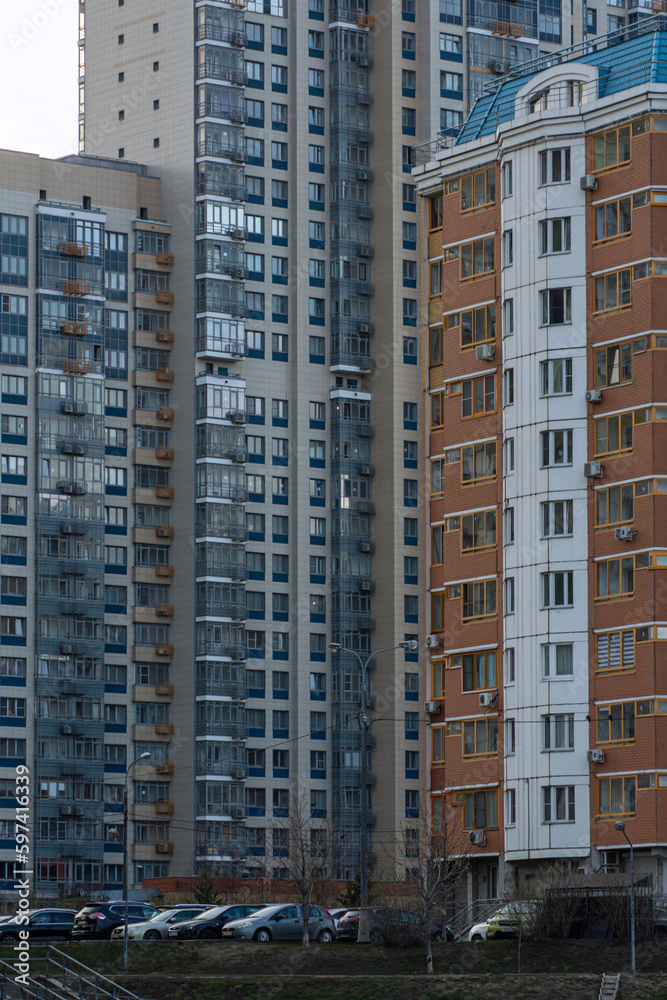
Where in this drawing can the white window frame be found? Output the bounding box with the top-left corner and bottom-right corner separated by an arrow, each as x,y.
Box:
541,499 -> 574,537
542,642 -> 574,679
540,358 -> 572,396
541,571 -> 574,609
542,712 -> 575,750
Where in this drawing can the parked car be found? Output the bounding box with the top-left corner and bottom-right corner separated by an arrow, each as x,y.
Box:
168,903 -> 262,940
110,906 -> 211,941
72,902 -> 160,940
0,909 -> 77,942
328,908 -> 348,929
222,904 -> 336,943
486,902 -> 539,940
336,907 -> 452,945
468,921 -> 488,941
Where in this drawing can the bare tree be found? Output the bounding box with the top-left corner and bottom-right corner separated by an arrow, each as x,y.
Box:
385,801 -> 472,974
266,789 -> 340,948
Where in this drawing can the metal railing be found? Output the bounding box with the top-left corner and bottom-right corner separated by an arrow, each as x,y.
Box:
31,946 -> 146,1000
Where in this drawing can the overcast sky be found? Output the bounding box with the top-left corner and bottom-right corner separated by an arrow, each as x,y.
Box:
0,0 -> 79,159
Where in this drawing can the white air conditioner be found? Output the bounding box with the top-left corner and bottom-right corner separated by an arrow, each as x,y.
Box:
469,829 -> 487,846
357,169 -> 370,181
479,691 -> 496,707
61,524 -> 74,535
75,807 -> 84,816
614,526 -> 634,541
358,322 -> 371,333
231,807 -> 245,819
73,444 -> 85,455
586,389 -> 603,403
61,725 -> 73,735
476,344 -> 495,361
359,464 -> 373,476
587,749 -> 605,763
424,701 -> 440,714
360,580 -> 374,591
580,174 -> 598,191
231,411 -> 246,424
488,60 -> 505,73
584,461 -> 604,478
60,806 -> 73,816
61,402 -> 75,414
425,634 -> 443,649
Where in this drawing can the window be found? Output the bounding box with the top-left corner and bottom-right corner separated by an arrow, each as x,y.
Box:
594,269 -> 631,315
455,305 -> 496,350
463,789 -> 497,829
595,340 -> 639,388
541,287 -> 571,325
598,776 -> 635,817
460,238 -> 494,281
504,506 -> 514,544
504,368 -> 514,405
1,496 -> 26,518
441,108 -> 463,131
593,125 -> 631,173
539,217 -> 571,254
1,577 -> 25,598
461,375 -> 495,417
1,456 -> 26,478
596,630 -> 634,674
403,222 -> 417,246
402,68 -> 416,92
460,168 -> 495,212
502,230 -> 513,267
501,161 -> 513,199
309,144 -> 324,167
246,60 -> 264,84
540,358 -> 572,396
596,555 -> 639,602
402,31 -> 416,54
504,577 -> 515,615
541,571 -> 574,608
542,643 -> 574,678
543,713 -> 574,750
541,429 -> 573,467
461,510 -> 496,552
461,441 -> 496,485
597,702 -> 635,744
543,785 -> 575,822
542,500 -> 573,537
462,651 -> 497,692
505,719 -> 515,755
595,484 -> 633,529
595,197 -> 631,243
440,32 -> 462,55
594,413 -> 634,458
503,298 -> 514,336
462,579 -> 496,621
539,148 -> 571,185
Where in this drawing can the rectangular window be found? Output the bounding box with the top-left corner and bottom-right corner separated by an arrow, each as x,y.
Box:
461,375 -> 495,417
461,510 -> 496,552
596,630 -> 634,674
462,650 -> 497,691
597,702 -> 635,744
594,413 -> 634,458
463,788 -> 497,829
541,500 -> 573,537
595,556 -> 636,602
539,217 -> 571,254
462,579 -> 496,621
593,125 -> 631,173
539,148 -> 571,185
458,304 -> 496,350
460,237 -> 494,281
543,785 -> 575,822
504,577 -> 515,615
541,429 -> 573,467
595,198 -> 631,243
463,718 -> 498,758
460,168 -> 495,212
542,643 -> 574,678
598,775 -> 635,817
543,713 -> 574,750
541,288 -> 572,325
502,161 -> 513,199
461,441 -> 496,485
596,484 -> 633,528
594,269 -> 632,315
502,230 -> 513,267
540,358 -> 572,396
595,340 -> 636,388
541,571 -> 574,608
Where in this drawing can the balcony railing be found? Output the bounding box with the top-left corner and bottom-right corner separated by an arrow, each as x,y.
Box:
196,601 -> 247,620
196,24 -> 247,45
196,641 -> 246,659
196,719 -> 247,739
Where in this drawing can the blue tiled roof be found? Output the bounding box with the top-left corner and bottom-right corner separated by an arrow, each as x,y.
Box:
456,23 -> 667,144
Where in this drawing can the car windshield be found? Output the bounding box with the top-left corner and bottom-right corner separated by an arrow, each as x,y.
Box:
192,906 -> 225,920
149,910 -> 176,922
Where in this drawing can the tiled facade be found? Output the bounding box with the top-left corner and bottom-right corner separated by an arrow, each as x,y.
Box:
417,21 -> 667,901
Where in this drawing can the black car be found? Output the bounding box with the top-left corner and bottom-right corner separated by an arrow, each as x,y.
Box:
72,902 -> 160,939
168,903 -> 262,940
336,907 -> 453,944
0,909 -> 77,942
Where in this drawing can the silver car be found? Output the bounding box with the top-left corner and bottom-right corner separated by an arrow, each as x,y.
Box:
222,903 -> 335,943
110,906 -> 209,941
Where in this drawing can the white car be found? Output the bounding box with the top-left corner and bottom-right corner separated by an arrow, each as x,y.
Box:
110,906 -> 209,941
468,921 -> 488,941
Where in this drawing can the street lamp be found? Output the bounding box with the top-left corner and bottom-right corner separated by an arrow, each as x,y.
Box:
328,639 -> 419,942
122,752 -> 150,971
615,820 -> 635,974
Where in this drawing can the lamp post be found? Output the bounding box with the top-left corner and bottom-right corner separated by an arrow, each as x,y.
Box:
122,752 -> 150,971
328,640 -> 419,942
615,820 -> 635,974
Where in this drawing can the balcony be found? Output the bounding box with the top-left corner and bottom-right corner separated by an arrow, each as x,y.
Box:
196,66 -> 247,86
155,564 -> 174,577
196,103 -> 248,125
197,759 -> 247,778
196,640 -> 246,660
197,141 -> 248,162
62,359 -> 90,374
155,761 -> 174,774
155,642 -> 173,656
196,24 -> 247,45
155,406 -> 174,421
196,677 -> 246,699
196,719 -> 247,739
155,485 -> 173,499
155,251 -> 174,266
156,603 -> 174,617
155,682 -> 173,697
155,446 -> 173,460
155,800 -> 174,815
195,482 -> 248,502
155,721 -> 173,735
196,601 -> 247,620
156,367 -> 174,382
155,290 -> 174,305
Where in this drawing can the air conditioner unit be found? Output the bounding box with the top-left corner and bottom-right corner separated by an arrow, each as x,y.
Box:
360,580 -> 374,591
232,266 -> 246,279
584,461 -> 604,478
358,540 -> 373,553
155,840 -> 172,854
488,60 -> 505,73
61,524 -> 74,535
60,806 -> 73,816
231,411 -> 246,424
586,389 -> 603,403
357,169 -> 370,181
60,644 -> 73,656
60,442 -> 74,454
61,725 -> 73,735
469,829 -> 487,846
61,402 -> 75,414
425,634 -> 443,649
424,701 -> 440,714
479,691 -> 497,708
231,807 -> 245,819
614,526 -> 634,541
476,344 -> 495,361
73,444 -> 85,455
359,464 -> 373,476
74,403 -> 87,415
358,322 -> 371,333
587,749 -> 605,763
75,807 -> 84,816
231,228 -> 245,240
580,174 -> 598,191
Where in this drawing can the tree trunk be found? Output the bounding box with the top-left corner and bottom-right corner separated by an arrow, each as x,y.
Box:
302,899 -> 311,949
426,934 -> 433,975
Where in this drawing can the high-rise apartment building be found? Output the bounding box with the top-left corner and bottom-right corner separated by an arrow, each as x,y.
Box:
416,17 -> 667,904
0,149 -> 173,894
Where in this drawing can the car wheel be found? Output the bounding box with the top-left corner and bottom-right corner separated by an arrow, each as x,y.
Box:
143,930 -> 161,941
199,928 -> 217,940
0,933 -> 18,943
317,929 -> 333,943
471,934 -> 484,942
370,930 -> 383,945
254,928 -> 272,943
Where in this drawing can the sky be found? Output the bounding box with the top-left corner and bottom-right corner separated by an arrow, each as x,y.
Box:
0,0 -> 79,159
